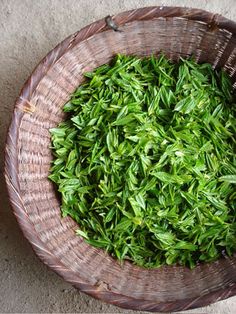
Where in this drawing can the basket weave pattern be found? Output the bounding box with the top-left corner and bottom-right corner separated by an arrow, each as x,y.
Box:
5,7 -> 236,312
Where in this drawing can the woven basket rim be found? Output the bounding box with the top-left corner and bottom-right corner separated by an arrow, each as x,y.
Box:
4,6 -> 236,312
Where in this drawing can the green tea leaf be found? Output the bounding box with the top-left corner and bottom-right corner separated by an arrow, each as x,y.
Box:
219,175 -> 236,184
49,54 -> 236,269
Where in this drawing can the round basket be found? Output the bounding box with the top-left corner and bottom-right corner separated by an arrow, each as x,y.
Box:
5,6 -> 236,312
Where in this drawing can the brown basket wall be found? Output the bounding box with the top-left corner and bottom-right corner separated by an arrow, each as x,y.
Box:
4,6 -> 236,312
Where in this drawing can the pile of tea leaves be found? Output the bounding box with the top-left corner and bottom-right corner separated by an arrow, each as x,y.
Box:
49,54 -> 236,268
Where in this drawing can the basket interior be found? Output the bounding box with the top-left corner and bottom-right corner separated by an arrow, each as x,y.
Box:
13,15 -> 236,310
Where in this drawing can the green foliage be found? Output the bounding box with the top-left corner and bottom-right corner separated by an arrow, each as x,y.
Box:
49,54 -> 236,268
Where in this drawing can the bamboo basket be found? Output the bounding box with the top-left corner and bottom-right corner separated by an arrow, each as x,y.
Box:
5,7 -> 236,312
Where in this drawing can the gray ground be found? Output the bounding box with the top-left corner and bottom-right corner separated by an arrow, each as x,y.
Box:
0,0 -> 236,313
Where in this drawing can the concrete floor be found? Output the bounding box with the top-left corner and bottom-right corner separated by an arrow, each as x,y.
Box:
1,0 -> 236,313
